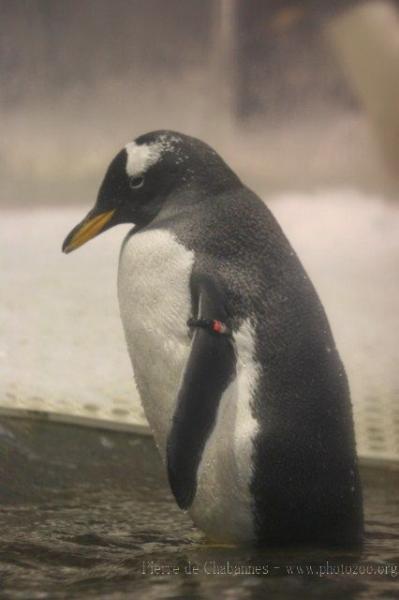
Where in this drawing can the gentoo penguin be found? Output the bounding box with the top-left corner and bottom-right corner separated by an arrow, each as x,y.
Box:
62,130 -> 363,545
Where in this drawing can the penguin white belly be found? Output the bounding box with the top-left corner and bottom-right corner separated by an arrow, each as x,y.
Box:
189,320 -> 260,543
118,228 -> 194,454
118,230 -> 259,542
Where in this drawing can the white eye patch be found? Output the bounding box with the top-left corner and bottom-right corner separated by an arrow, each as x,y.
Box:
125,141 -> 163,177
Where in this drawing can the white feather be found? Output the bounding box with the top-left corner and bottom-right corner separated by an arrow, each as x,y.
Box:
118,228 -> 194,454
189,319 -> 260,542
125,142 -> 162,177
125,134 -> 182,177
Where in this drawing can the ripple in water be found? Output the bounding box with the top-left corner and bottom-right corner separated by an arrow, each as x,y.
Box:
0,419 -> 397,599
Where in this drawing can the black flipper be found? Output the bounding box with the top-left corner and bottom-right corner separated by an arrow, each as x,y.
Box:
166,274 -> 236,509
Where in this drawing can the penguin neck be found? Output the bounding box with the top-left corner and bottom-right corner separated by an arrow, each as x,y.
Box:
147,175 -> 242,227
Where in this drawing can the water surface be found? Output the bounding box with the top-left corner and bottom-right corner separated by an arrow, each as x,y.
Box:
0,418 -> 398,599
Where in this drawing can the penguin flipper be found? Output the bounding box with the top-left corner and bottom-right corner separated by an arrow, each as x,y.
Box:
166,274 -> 236,510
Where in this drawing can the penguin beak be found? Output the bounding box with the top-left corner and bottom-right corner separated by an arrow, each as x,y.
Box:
62,208 -> 115,253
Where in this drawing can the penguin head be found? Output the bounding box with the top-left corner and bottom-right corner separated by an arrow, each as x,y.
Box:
62,130 -> 239,253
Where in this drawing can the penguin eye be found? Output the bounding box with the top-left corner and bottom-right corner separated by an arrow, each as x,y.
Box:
129,176 -> 144,189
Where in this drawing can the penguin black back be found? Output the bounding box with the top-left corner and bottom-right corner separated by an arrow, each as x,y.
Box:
157,181 -> 363,545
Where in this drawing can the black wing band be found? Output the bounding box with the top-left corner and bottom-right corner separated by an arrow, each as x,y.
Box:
187,317 -> 231,336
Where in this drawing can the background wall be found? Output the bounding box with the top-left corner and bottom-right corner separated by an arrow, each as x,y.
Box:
2,0 -> 399,206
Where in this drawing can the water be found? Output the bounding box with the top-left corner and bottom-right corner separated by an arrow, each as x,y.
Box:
0,418 -> 398,599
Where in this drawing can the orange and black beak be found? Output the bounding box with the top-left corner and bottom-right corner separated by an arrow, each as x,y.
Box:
62,208 -> 116,254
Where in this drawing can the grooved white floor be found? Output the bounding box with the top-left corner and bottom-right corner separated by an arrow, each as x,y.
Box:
1,190 -> 398,461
